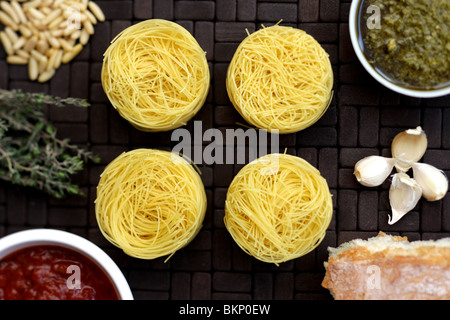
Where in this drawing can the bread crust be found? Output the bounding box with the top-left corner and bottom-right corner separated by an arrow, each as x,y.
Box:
322,232 -> 450,300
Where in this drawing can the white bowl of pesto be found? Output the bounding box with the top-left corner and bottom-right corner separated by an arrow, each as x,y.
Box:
349,0 -> 450,98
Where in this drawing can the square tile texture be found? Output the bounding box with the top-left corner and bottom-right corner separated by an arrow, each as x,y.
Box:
1,0 -> 450,300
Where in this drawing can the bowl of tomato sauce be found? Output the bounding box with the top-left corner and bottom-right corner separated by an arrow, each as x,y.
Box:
0,229 -> 133,300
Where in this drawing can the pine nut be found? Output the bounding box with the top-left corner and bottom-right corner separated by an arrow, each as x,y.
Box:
0,0 -> 105,82
41,8 -> 61,25
28,7 -> 45,20
6,55 -> 28,64
12,36 -> 25,50
62,42 -> 82,63
28,56 -> 39,80
0,11 -> 18,30
38,68 -> 55,83
1,1 -> 20,24
88,1 -> 104,22
0,31 -> 13,55
11,1 -> 27,24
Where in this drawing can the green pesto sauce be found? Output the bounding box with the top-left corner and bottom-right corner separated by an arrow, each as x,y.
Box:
363,0 -> 450,89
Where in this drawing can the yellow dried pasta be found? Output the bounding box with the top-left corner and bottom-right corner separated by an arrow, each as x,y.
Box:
224,153 -> 333,264
101,19 -> 210,132
226,24 -> 333,134
95,149 -> 207,260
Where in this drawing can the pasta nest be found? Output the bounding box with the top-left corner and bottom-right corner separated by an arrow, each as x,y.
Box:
95,149 -> 207,260
224,153 -> 333,264
226,25 -> 333,134
101,19 -> 210,132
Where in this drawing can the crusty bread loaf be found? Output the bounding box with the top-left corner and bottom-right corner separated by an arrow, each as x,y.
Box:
322,232 -> 450,300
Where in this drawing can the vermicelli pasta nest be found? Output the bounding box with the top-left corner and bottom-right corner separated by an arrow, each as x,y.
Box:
95,149 -> 207,260
224,153 -> 333,264
101,19 -> 210,132
226,25 -> 333,134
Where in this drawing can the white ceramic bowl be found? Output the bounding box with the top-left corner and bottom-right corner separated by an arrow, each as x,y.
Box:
0,228 -> 133,300
349,0 -> 450,98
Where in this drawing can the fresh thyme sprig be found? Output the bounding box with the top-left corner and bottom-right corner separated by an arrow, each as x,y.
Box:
0,89 -> 100,199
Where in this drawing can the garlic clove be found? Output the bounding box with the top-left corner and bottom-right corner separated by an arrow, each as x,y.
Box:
354,156 -> 396,187
412,162 -> 448,201
391,126 -> 427,172
388,173 -> 422,225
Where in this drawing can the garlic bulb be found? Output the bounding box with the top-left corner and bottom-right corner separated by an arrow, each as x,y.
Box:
354,156 -> 396,187
412,162 -> 448,201
388,173 -> 422,225
354,126 -> 447,226
391,127 -> 427,172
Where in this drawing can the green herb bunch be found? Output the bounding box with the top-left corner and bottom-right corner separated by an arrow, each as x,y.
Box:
0,89 -> 100,199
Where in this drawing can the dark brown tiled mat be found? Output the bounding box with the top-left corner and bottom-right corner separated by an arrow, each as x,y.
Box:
1,0 -> 450,300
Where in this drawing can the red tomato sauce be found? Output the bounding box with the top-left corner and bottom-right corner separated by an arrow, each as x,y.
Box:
0,245 -> 119,300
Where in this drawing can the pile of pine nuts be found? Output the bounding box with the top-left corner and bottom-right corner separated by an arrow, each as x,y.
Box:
0,0 -> 105,82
